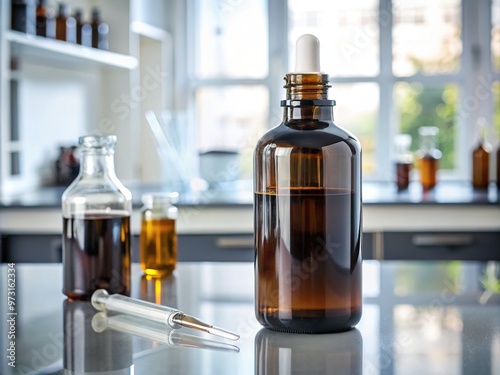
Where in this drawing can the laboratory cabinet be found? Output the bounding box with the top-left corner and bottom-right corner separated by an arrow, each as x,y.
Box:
0,232 -> 375,263
382,231 -> 500,261
3,230 -> 500,263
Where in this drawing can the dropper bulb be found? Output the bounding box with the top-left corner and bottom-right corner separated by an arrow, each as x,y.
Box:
294,34 -> 321,73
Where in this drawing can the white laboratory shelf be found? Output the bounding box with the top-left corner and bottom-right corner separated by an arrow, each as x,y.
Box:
7,30 -> 138,70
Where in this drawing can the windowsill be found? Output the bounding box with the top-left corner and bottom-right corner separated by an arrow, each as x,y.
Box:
0,180 -> 498,209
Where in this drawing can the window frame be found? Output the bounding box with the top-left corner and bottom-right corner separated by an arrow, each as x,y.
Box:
177,0 -> 497,182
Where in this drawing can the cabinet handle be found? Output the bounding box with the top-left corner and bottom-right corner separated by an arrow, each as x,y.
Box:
412,234 -> 474,247
215,236 -> 254,249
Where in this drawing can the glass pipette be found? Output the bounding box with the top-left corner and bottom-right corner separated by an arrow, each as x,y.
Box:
92,312 -> 239,352
91,289 -> 239,341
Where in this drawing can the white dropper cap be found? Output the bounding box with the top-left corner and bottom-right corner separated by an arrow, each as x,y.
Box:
294,34 -> 321,73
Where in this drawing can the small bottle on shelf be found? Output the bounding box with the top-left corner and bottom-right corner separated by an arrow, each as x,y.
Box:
55,3 -> 76,42
472,121 -> 490,189
417,126 -> 442,190
11,0 -> 36,34
66,11 -> 77,43
91,7 -> 109,50
74,9 -> 83,44
35,0 -> 47,36
55,3 -> 68,41
45,4 -> 56,39
394,134 -> 413,190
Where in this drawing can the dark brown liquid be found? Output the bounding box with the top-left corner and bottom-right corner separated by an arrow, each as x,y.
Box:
63,214 -> 131,299
396,162 -> 411,190
255,188 -> 362,333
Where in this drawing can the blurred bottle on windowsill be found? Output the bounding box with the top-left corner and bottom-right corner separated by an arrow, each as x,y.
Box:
472,119 -> 490,190
394,134 -> 413,191
417,126 -> 441,190
497,146 -> 500,190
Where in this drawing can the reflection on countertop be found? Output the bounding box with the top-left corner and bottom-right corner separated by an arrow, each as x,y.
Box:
0,180 -> 499,208
0,261 -> 499,375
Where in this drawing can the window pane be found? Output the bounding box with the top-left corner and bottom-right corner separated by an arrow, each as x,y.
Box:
288,0 -> 379,77
196,86 -> 269,179
394,82 -> 458,170
393,0 -> 461,76
195,0 -> 268,79
494,0 -> 500,71
494,82 -> 500,136
333,83 -> 378,174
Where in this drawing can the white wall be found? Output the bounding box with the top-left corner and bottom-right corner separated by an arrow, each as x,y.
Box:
19,63 -> 99,186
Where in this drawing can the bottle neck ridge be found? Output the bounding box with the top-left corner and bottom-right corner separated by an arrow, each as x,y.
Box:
282,73 -> 335,121
80,151 -> 116,178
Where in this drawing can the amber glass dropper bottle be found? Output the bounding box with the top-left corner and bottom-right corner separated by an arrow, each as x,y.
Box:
254,34 -> 362,333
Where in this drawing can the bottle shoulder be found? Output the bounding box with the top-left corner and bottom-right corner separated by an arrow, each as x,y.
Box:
473,141 -> 491,154
62,177 -> 131,201
256,121 -> 361,153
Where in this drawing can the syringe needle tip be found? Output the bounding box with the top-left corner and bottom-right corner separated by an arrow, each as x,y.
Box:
174,314 -> 239,341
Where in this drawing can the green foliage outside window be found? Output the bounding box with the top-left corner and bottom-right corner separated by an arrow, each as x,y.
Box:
397,84 -> 457,170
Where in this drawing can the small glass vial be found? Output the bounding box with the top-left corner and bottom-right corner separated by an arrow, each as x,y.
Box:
394,134 -> 413,190
62,135 -> 132,300
417,126 -> 442,190
140,192 -> 178,277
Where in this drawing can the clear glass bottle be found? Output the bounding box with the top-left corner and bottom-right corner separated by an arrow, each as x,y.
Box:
62,135 -> 132,299
254,35 -> 362,333
417,126 -> 442,190
394,134 -> 413,190
140,192 -> 178,277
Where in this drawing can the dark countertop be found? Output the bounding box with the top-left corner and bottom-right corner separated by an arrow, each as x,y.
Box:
0,181 -> 499,209
1,261 -> 499,374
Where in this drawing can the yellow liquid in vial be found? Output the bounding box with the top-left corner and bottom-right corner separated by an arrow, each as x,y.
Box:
140,217 -> 177,276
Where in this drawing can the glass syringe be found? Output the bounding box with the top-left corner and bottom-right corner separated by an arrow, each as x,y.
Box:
91,289 -> 239,341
